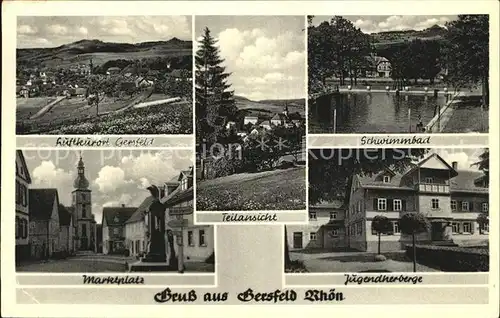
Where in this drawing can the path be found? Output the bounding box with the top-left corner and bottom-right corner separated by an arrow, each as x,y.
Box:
289,251 -> 440,273
29,96 -> 66,119
425,91 -> 464,133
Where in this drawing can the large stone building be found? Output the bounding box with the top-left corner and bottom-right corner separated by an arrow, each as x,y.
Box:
287,153 -> 489,253
346,153 -> 489,252
16,150 -> 32,262
71,156 -> 97,251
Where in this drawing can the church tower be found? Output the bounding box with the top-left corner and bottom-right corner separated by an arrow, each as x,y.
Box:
72,154 -> 92,250
283,102 -> 289,118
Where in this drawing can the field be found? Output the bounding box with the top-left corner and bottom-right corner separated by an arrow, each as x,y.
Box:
17,38 -> 192,69
16,94 -> 192,134
196,166 -> 306,211
16,97 -> 56,120
235,96 -> 306,119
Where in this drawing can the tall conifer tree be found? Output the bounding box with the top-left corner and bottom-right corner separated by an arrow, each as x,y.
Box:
195,27 -> 236,147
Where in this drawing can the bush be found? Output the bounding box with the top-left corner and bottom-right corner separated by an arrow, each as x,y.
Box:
374,254 -> 387,262
209,155 -> 243,179
405,244 -> 489,272
284,260 -> 309,273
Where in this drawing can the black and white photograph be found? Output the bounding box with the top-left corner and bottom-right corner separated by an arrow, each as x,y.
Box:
16,16 -> 193,135
194,16 -> 307,211
285,148 -> 489,273
15,149 -> 215,273
308,15 -> 489,134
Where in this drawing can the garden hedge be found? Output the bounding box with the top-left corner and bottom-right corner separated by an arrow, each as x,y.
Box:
405,244 -> 489,272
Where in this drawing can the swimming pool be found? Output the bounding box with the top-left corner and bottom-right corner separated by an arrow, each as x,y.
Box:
309,93 -> 447,133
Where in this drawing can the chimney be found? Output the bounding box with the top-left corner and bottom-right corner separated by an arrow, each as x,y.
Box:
121,204 -> 125,208
452,161 -> 458,170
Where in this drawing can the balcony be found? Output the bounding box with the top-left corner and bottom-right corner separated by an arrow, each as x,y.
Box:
417,183 -> 449,193
168,206 -> 193,216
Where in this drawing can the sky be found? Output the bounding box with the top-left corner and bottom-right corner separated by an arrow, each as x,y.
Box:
17,16 -> 192,48
23,149 -> 193,224
434,148 -> 485,171
312,15 -> 458,34
195,16 -> 306,101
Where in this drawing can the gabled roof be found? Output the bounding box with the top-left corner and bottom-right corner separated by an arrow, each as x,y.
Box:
400,153 -> 458,179
259,120 -> 271,126
29,189 -> 59,221
58,204 -> 72,226
271,113 -> 286,121
450,170 -> 488,194
126,196 -> 155,224
102,206 -> 137,226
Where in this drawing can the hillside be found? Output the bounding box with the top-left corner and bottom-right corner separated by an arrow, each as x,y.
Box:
371,25 -> 448,47
234,95 -> 305,118
17,37 -> 192,68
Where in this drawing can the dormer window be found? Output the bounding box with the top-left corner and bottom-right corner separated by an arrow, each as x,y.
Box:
383,176 -> 390,183
425,177 -> 433,184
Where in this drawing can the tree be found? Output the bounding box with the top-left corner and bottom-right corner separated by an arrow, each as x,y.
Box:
444,15 -> 489,106
308,148 -> 429,204
472,148 -> 489,182
476,213 -> 489,234
371,215 -> 393,255
195,27 -> 237,147
307,16 -> 371,96
399,212 -> 431,272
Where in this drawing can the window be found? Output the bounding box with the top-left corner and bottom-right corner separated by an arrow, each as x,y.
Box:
113,228 -> 119,236
309,232 -> 317,241
463,222 -> 472,233
383,176 -> 390,183
82,224 -> 87,237
480,223 -> 489,234
431,199 -> 439,209
331,229 -> 339,237
330,212 -> 337,220
357,201 -> 362,212
452,222 -> 459,233
451,200 -> 457,211
393,199 -> 402,211
462,201 -> 469,211
82,204 -> 86,218
309,211 -> 317,220
199,229 -> 206,246
482,202 -> 488,213
377,198 -> 387,211
393,222 -> 400,234
425,177 -> 433,184
187,231 -> 194,246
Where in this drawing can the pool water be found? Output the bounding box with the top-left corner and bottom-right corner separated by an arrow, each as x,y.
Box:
309,93 -> 447,133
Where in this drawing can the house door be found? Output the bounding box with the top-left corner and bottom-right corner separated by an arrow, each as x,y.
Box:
293,232 -> 303,249
431,223 -> 443,241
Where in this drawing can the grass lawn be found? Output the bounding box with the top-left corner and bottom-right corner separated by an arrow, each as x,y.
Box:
443,96 -> 488,133
16,97 -> 55,120
196,167 -> 306,211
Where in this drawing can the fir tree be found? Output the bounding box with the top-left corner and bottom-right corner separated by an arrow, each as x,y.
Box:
195,27 -> 236,147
